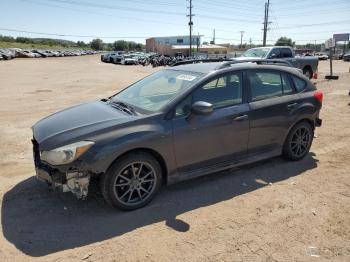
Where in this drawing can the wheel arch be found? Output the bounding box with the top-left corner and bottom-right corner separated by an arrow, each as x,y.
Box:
303,65 -> 313,78
106,147 -> 168,185
283,118 -> 315,145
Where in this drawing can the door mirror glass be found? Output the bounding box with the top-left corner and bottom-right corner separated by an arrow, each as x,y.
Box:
191,101 -> 213,115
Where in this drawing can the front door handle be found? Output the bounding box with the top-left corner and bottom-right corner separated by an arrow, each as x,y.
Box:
287,102 -> 298,108
233,114 -> 248,121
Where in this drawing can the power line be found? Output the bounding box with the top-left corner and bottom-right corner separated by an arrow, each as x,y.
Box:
0,28 -> 149,39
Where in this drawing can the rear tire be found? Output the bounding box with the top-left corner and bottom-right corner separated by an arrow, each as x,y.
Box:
101,152 -> 162,210
283,121 -> 314,161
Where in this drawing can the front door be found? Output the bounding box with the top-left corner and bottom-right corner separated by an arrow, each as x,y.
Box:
171,71 -> 250,173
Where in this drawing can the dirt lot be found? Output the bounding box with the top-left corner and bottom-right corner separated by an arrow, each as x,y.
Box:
0,55 -> 349,261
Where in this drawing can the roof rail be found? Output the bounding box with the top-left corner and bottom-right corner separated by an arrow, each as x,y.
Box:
170,58 -> 230,67
216,59 -> 294,69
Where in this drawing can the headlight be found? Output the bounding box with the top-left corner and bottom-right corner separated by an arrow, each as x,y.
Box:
40,141 -> 94,166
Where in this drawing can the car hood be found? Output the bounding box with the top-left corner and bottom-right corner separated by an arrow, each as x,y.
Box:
32,101 -> 135,150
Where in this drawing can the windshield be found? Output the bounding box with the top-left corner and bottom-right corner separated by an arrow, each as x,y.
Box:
242,48 -> 271,58
111,70 -> 203,113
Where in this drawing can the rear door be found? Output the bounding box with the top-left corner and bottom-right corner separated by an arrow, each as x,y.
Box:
247,69 -> 300,154
172,71 -> 250,173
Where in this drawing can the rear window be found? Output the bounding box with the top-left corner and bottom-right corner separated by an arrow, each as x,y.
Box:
292,76 -> 307,92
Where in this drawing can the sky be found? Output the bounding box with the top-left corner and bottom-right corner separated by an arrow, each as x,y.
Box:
0,0 -> 349,45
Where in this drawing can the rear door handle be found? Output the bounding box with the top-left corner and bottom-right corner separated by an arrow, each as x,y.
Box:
287,103 -> 298,108
233,114 -> 248,121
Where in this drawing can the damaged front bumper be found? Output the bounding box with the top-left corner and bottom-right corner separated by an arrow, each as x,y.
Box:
36,167 -> 91,199
33,139 -> 92,199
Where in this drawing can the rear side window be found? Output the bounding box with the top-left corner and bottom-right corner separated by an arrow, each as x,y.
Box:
269,48 -> 281,58
249,71 -> 294,101
292,76 -> 307,92
281,48 -> 293,58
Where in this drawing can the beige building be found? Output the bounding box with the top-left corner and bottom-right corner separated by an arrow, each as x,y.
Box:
146,36 -> 229,56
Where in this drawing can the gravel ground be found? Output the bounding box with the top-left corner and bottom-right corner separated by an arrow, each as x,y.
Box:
0,55 -> 349,261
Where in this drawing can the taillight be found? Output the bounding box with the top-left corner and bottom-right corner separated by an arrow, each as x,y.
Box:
314,90 -> 323,103
313,72 -> 318,79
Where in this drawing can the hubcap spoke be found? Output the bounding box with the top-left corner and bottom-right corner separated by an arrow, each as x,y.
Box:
119,174 -> 130,182
136,163 -> 143,177
120,188 -> 131,199
140,186 -> 150,194
115,182 -> 129,187
136,188 -> 143,200
131,164 -> 137,176
127,189 -> 134,202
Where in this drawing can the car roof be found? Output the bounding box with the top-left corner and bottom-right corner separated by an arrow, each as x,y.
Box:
169,61 -> 303,76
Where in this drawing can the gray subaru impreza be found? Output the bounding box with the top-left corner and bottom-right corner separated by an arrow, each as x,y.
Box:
32,61 -> 323,210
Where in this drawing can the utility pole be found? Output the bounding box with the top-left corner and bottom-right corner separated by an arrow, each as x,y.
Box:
262,0 -> 270,46
187,0 -> 194,57
211,29 -> 215,44
197,32 -> 199,52
240,31 -> 245,49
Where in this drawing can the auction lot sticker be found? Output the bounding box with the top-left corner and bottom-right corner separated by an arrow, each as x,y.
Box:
177,74 -> 197,81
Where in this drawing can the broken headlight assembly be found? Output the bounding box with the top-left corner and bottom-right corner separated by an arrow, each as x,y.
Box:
40,141 -> 94,165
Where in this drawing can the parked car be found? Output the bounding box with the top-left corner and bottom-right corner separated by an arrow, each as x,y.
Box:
101,52 -> 122,63
16,50 -> 36,58
343,52 -> 350,61
111,51 -> 124,64
314,52 -> 328,60
0,49 -> 16,60
239,46 -> 319,79
32,61 -> 323,210
120,54 -> 138,65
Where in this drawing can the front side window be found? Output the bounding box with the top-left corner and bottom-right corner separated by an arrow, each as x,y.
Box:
112,70 -> 203,113
175,72 -> 243,116
249,71 -> 294,101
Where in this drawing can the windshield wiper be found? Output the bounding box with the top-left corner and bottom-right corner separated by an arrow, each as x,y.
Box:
109,100 -> 136,115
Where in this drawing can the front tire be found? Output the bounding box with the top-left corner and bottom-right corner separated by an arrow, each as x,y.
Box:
283,121 -> 314,161
101,152 -> 162,210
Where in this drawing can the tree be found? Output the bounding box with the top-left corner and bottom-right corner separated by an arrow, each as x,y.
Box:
113,40 -> 129,51
90,38 -> 104,50
77,41 -> 87,48
275,37 -> 295,47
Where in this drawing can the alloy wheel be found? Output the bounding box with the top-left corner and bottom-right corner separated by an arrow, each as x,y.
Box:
290,127 -> 311,158
113,162 -> 157,206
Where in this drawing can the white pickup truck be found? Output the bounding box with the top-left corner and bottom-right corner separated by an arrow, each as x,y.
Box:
238,46 -> 319,79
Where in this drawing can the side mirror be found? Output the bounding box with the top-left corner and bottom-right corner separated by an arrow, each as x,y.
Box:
191,101 -> 213,116
269,53 -> 277,59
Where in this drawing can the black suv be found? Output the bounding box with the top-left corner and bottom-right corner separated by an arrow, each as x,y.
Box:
32,61 -> 323,210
